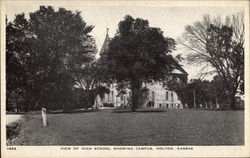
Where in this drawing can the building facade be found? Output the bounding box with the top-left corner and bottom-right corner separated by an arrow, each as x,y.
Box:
100,83 -> 184,109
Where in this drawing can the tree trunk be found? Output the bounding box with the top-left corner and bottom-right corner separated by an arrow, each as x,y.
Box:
85,89 -> 90,110
131,79 -> 142,111
229,93 -> 236,110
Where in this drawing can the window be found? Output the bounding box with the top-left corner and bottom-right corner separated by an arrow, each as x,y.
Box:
111,91 -> 114,101
177,104 -> 180,108
108,93 -> 110,102
171,92 -> 173,101
101,96 -> 104,102
152,91 -> 155,101
104,93 -> 107,101
166,91 -> 169,100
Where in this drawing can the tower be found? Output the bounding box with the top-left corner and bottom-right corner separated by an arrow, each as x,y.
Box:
99,28 -> 110,55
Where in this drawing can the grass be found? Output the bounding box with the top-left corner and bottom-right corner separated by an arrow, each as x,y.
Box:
113,106 -> 167,112
7,109 -> 244,146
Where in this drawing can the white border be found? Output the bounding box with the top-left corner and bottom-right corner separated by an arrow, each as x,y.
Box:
1,1 -> 249,157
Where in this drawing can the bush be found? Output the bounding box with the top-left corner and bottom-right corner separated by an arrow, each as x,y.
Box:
135,108 -> 166,112
103,103 -> 114,107
109,103 -> 114,107
6,119 -> 24,145
102,103 -> 108,107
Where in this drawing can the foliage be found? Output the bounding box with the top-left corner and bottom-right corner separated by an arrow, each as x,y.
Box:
6,14 -> 31,111
73,85 -> 109,109
180,13 -> 244,109
99,15 -> 176,111
103,103 -> 115,107
169,77 -> 229,108
6,6 -> 96,111
73,60 -> 110,109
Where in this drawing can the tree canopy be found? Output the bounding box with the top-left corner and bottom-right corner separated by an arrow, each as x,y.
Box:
179,13 -> 244,109
168,77 -> 228,108
99,15 -> 176,111
6,6 -> 97,111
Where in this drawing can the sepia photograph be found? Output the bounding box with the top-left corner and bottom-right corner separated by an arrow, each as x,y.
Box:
1,0 -> 249,157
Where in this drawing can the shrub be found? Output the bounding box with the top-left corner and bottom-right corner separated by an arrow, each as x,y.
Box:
6,119 -> 23,145
109,103 -> 114,107
103,103 -> 114,107
135,108 -> 166,112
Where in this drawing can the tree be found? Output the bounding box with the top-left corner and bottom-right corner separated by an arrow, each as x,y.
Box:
209,75 -> 228,105
6,6 -> 96,111
6,13 -> 31,111
99,15 -> 176,111
73,61 -> 109,109
178,79 -> 209,108
179,13 -> 244,109
169,77 -> 227,108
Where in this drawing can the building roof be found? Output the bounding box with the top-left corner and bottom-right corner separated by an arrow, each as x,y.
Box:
100,28 -> 111,55
170,58 -> 188,76
172,69 -> 184,74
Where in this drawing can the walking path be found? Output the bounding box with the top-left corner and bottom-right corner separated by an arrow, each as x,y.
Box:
6,114 -> 23,125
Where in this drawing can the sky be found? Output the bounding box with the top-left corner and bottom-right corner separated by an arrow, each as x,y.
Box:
6,4 -> 244,80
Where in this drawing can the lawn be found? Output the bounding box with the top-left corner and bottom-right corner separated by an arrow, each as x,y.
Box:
8,109 -> 244,145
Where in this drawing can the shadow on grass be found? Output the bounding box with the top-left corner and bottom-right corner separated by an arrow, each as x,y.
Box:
6,117 -> 26,145
7,109 -> 99,115
6,112 -> 26,115
135,108 -> 166,112
112,110 -> 132,113
47,109 -> 98,114
112,108 -> 167,113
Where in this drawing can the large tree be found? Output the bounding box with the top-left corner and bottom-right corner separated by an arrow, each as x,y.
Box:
6,14 -> 30,111
99,15 -> 176,111
6,6 -> 96,111
179,13 -> 244,109
74,61 -> 109,109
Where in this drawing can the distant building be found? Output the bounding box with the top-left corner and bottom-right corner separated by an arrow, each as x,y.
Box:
99,29 -> 188,109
